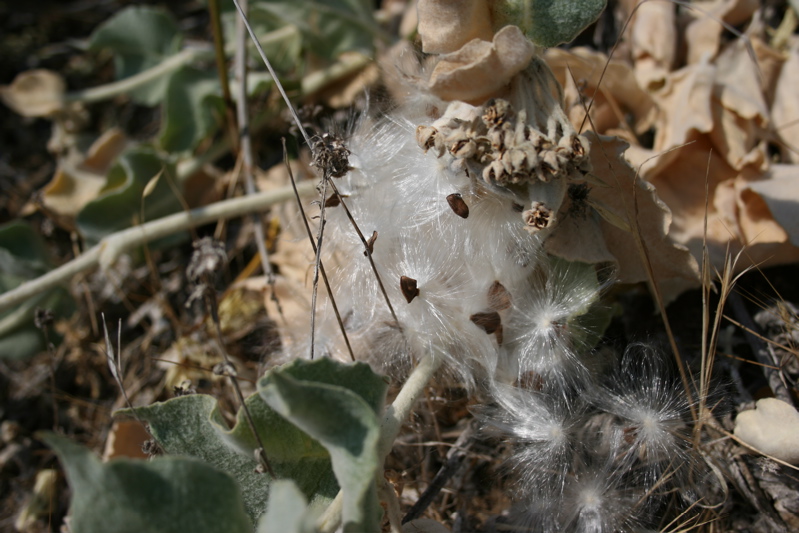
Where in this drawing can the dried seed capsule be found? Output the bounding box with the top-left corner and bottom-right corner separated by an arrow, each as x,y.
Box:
416,125 -> 440,154
522,203 -> 554,233
446,193 -> 469,218
449,138 -> 477,159
482,99 -> 513,129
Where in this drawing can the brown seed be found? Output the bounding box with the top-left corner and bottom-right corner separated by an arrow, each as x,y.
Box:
364,231 -> 378,257
324,193 -> 341,208
487,281 -> 511,311
400,276 -> 419,303
470,311 -> 501,335
446,193 -> 469,218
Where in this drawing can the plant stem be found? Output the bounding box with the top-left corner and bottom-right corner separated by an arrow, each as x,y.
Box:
0,182 -> 316,315
64,48 -> 208,104
317,355 -> 444,533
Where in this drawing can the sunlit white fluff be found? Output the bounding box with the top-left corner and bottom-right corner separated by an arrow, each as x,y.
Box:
499,258 -> 603,386
481,383 -> 581,496
557,461 -> 641,533
589,344 -> 695,488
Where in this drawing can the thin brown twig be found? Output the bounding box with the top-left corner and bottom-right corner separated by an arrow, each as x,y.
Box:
282,139 -> 355,361
201,276 -> 276,477
329,181 -> 399,325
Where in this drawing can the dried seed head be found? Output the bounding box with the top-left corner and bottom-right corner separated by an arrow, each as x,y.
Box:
449,137 -> 478,159
187,237 -> 227,283
400,275 -> 420,303
311,133 -> 351,178
446,193 -> 470,218
34,308 -> 54,330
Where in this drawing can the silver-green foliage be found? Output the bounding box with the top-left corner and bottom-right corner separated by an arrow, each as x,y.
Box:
41,432 -> 252,533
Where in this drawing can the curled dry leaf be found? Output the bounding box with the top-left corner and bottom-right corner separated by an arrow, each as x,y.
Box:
745,165 -> 799,249
625,0 -> 677,90
545,133 -> 700,303
416,0 -> 493,55
683,0 -> 759,65
102,419 -> 150,460
0,69 -> 65,117
633,40 -> 799,269
735,398 -> 799,465
559,33 -> 799,273
428,25 -> 535,104
41,128 -> 129,220
773,39 -> 799,165
546,47 -> 656,138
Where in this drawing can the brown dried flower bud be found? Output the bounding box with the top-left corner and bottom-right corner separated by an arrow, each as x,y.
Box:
522,203 -> 554,233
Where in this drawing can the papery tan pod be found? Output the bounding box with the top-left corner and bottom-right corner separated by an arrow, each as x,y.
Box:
428,25 -> 536,104
417,0 -> 494,54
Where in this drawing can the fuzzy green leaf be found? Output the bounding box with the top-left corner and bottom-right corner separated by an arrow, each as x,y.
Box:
250,0 -> 377,61
75,146 -> 183,245
128,393 -> 337,526
89,6 -> 183,105
125,359 -> 387,528
258,480 -> 318,533
0,220 -> 73,360
41,433 -> 251,533
258,359 -> 387,533
159,67 -> 224,153
498,0 -> 607,47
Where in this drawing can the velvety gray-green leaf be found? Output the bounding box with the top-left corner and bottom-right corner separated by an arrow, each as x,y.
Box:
127,392 -> 338,525
75,146 -> 183,244
220,8 -> 303,76
0,220 -> 74,359
159,67 -> 224,153
497,0 -> 607,47
258,480 -> 318,533
258,359 -> 387,533
41,432 -> 251,533
250,0 -> 377,61
89,6 -> 183,105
